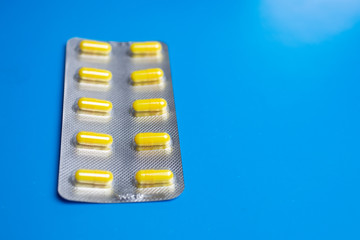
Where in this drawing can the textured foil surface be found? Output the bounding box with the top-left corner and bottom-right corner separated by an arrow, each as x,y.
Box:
58,38 -> 184,203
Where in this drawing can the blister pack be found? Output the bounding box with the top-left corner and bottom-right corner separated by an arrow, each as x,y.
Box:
58,37 -> 184,203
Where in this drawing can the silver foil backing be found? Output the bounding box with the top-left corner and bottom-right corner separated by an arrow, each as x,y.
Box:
58,37 -> 184,203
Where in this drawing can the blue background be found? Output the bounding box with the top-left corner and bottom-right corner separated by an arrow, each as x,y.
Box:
1,0 -> 360,239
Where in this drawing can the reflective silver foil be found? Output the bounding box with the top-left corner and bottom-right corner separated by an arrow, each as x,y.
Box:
58,37 -> 184,203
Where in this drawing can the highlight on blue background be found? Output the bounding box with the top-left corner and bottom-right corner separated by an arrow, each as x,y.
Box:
1,0 -> 360,239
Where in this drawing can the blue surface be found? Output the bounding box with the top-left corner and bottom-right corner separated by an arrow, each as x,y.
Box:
1,0 -> 360,239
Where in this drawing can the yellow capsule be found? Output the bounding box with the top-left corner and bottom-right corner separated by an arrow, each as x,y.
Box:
76,131 -> 113,147
130,41 -> 162,55
130,68 -> 164,85
134,132 -> 171,151
79,40 -> 112,55
135,169 -> 174,186
75,169 -> 113,186
78,97 -> 112,113
132,98 -> 167,116
78,67 -> 112,82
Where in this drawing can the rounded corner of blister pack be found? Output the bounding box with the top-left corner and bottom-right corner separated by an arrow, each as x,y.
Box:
66,37 -> 80,47
171,186 -> 185,200
58,38 -> 184,203
57,186 -> 72,202
159,41 -> 169,49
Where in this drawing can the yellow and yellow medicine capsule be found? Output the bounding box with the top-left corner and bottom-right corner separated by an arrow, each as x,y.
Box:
132,98 -> 167,116
78,97 -> 112,113
79,40 -> 112,55
134,132 -> 171,150
130,41 -> 162,55
130,68 -> 164,85
75,169 -> 113,186
135,169 -> 174,186
78,67 -> 112,82
76,131 -> 113,147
